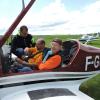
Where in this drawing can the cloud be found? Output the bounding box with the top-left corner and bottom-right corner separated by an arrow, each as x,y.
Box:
20,0 -> 71,35
0,0 -> 100,35
0,17 -> 8,30
25,0 -> 100,35
0,17 -> 11,35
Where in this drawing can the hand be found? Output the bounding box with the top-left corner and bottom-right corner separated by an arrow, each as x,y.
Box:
22,61 -> 37,67
24,47 -> 29,53
29,63 -> 37,67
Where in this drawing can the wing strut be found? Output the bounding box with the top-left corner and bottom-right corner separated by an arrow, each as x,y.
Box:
0,0 -> 36,48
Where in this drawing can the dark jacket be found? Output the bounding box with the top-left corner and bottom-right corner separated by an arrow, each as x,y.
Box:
11,34 -> 33,54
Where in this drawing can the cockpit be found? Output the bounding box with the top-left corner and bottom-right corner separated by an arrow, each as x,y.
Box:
0,40 -> 79,76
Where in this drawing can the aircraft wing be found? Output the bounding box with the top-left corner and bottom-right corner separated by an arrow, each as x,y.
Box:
0,81 -> 94,100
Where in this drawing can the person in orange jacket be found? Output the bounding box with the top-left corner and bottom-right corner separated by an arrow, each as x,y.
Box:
24,38 -> 50,66
12,38 -> 50,72
39,38 -> 63,70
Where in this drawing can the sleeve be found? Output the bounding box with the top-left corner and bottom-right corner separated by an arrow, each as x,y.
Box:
11,37 -> 18,54
29,34 -> 35,47
30,34 -> 33,44
27,34 -> 33,47
39,55 -> 61,70
28,48 -> 37,54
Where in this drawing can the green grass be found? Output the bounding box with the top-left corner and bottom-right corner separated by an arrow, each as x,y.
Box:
87,38 -> 100,48
34,35 -> 81,46
6,35 -> 82,46
79,74 -> 100,100
6,35 -> 100,47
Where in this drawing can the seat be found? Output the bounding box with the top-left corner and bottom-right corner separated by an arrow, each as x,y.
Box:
62,41 -> 78,65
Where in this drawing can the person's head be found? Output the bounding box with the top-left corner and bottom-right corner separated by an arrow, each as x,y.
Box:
51,38 -> 62,54
19,25 -> 28,37
36,38 -> 45,51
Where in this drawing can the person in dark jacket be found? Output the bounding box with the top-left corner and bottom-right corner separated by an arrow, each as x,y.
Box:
11,25 -> 35,58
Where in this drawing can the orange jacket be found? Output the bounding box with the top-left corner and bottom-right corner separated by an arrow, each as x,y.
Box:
27,47 -> 42,66
39,55 -> 61,70
27,47 -> 38,54
28,52 -> 42,66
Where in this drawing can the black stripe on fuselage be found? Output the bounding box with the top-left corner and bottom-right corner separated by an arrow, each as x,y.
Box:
0,77 -> 87,89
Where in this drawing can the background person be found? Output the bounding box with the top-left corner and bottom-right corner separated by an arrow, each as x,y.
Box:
11,25 -> 35,58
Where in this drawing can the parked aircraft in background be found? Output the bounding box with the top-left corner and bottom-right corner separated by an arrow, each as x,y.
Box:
79,33 -> 99,44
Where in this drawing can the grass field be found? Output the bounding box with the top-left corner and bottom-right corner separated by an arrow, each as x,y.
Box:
87,39 -> 100,48
6,34 -> 100,47
35,35 -> 82,46
79,74 -> 100,100
6,35 -> 81,46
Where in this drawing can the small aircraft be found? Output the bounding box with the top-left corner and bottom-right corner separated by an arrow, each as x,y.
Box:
0,0 -> 100,100
79,33 -> 99,44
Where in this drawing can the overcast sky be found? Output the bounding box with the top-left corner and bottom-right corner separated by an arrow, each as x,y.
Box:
0,0 -> 100,35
